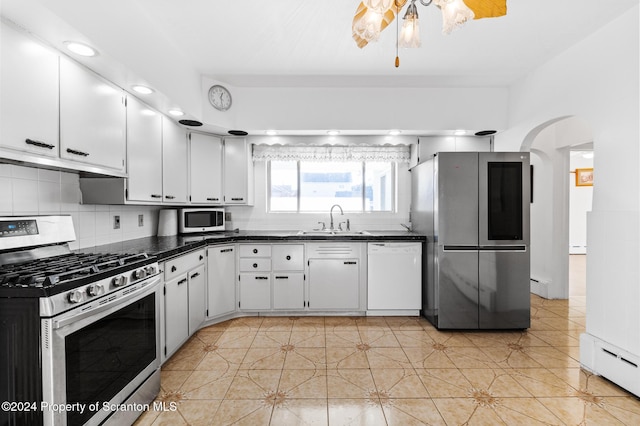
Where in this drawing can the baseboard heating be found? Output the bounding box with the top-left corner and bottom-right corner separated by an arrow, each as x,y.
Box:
581,333 -> 640,397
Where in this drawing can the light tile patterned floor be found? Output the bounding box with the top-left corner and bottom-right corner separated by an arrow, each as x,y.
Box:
136,293 -> 640,425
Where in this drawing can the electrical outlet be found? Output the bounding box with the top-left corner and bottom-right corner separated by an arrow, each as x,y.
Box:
113,215 -> 120,229
138,214 -> 144,227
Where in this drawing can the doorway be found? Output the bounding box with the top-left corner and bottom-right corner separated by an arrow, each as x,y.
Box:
569,147 -> 593,297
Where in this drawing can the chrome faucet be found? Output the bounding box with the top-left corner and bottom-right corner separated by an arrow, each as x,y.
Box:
329,204 -> 343,230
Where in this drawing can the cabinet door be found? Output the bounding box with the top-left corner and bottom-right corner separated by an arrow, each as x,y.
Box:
273,273 -> 304,310
164,275 -> 189,358
272,245 -> 304,271
223,137 -> 252,205
207,245 -> 236,318
239,273 -> 271,310
126,97 -> 163,202
162,119 -> 188,204
308,259 -> 359,310
188,264 -> 206,334
0,23 -> 59,157
59,57 -> 126,171
190,133 -> 223,204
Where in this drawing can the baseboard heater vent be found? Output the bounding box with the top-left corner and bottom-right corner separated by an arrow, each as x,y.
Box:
601,347 -> 639,368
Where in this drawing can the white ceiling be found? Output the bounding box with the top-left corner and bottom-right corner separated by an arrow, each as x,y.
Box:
1,0 -> 637,130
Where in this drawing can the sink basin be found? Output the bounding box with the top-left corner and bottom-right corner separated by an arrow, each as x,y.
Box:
297,230 -> 371,236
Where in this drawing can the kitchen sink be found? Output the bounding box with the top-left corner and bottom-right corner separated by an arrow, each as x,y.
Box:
297,230 -> 371,236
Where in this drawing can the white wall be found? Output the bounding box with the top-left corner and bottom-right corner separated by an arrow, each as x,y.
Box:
495,5 -> 639,374
0,164 -> 159,250
201,75 -> 509,134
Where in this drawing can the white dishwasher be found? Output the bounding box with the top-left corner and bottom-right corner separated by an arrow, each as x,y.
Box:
367,242 -> 422,311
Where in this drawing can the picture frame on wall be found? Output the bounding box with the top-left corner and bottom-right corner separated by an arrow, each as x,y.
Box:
575,168 -> 594,186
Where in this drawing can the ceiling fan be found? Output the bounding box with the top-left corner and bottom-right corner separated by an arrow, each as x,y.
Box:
352,0 -> 507,66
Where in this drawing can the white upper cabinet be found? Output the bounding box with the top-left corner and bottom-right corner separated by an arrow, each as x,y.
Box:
0,23 -> 59,157
190,133 -> 223,204
126,97 -> 163,202
223,137 -> 254,205
162,119 -> 189,204
59,57 -> 126,172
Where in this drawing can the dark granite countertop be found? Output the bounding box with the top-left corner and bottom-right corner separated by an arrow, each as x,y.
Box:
78,230 -> 426,261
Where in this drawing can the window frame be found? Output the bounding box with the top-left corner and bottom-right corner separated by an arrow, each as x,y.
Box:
267,159 -> 397,213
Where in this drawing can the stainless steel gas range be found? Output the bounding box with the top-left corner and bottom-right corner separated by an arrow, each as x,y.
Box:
0,215 -> 161,426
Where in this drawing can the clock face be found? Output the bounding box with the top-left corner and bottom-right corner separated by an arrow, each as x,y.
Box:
208,85 -> 232,111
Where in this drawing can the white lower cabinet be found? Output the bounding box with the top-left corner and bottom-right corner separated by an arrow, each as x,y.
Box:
164,273 -> 189,360
162,249 -> 205,362
188,264 -> 206,334
207,245 -> 236,318
307,243 -> 364,311
239,273 -> 271,310
273,273 -> 304,310
308,259 -> 360,310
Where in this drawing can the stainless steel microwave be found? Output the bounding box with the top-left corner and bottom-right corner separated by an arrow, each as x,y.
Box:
178,208 -> 225,233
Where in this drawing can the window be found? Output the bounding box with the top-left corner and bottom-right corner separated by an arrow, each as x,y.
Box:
269,160 -> 396,212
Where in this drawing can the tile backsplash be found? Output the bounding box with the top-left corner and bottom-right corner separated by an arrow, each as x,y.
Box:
0,164 -> 159,250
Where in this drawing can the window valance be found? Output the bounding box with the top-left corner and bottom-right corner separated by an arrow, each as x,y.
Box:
252,144 -> 411,163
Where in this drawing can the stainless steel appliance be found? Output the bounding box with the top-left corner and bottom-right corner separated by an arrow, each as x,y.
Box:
411,152 -> 531,329
0,215 -> 161,426
178,208 -> 225,233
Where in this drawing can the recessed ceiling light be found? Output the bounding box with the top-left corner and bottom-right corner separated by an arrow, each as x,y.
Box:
388,129 -> 402,136
168,109 -> 185,116
63,41 -> 97,57
327,130 -> 340,136
266,130 -> 278,136
132,85 -> 154,95
140,109 -> 156,116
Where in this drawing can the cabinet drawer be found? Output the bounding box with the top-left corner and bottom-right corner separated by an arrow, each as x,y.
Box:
164,249 -> 205,281
239,258 -> 271,272
239,244 -> 272,258
272,244 -> 304,271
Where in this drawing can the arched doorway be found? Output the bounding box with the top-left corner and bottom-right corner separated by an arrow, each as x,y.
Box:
520,116 -> 593,299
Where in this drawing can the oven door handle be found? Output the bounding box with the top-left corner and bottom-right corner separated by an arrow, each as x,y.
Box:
52,277 -> 161,330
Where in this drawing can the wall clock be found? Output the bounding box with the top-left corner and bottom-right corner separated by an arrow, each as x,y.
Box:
208,85 -> 232,111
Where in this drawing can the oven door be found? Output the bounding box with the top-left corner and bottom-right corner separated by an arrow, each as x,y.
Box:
41,277 -> 160,426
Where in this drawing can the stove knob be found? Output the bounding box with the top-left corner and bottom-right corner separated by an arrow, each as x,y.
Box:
112,276 -> 127,287
145,266 -> 157,275
68,290 -> 84,304
132,269 -> 147,280
87,283 -> 105,297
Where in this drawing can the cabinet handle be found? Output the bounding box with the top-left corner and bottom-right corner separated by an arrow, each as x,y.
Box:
151,194 -> 162,199
252,263 -> 258,268
231,198 -> 244,201
253,249 -> 258,254
66,148 -> 90,157
199,255 -> 204,261
221,248 -> 233,253
25,138 -> 54,149
255,276 -> 268,280
178,278 -> 187,285
206,198 -> 219,201
286,255 -> 291,260
190,272 -> 200,279
275,276 -> 289,280
165,195 -> 176,200
171,266 -> 177,272
344,261 -> 357,265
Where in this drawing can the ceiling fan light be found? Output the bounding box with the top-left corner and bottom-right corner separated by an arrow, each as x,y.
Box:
353,8 -> 385,43
399,1 -> 421,48
364,0 -> 395,13
434,0 -> 475,34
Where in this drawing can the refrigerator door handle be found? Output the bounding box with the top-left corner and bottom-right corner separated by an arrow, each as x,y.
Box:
443,245 -> 479,251
479,245 -> 527,251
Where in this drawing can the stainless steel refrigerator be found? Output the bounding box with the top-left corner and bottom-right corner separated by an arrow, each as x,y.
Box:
411,152 -> 530,329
